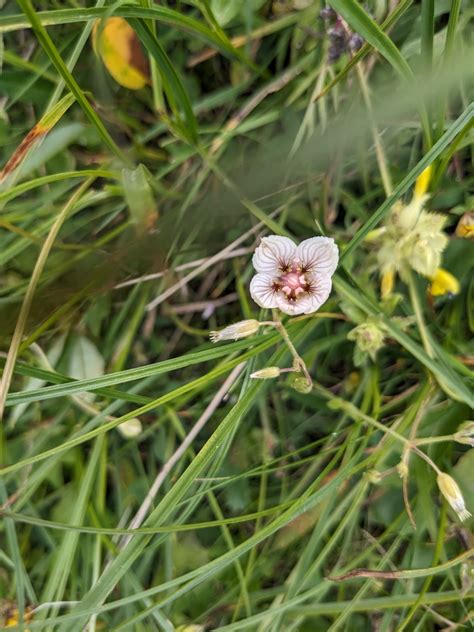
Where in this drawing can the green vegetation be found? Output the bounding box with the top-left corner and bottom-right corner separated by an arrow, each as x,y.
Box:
0,0 -> 473,630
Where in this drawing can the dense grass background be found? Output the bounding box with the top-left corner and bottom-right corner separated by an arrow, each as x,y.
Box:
1,0 -> 473,630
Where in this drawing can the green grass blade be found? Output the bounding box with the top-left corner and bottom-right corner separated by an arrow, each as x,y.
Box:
328,0 -> 432,146
15,0 -> 131,165
0,6 -> 254,68
129,18 -> 198,144
340,103 -> 474,261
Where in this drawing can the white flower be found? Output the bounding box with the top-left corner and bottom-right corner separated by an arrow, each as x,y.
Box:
249,235 -> 338,316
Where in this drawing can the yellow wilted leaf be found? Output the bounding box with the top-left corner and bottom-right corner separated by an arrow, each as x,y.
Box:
93,17 -> 149,90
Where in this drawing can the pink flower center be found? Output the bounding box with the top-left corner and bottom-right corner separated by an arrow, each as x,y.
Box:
275,267 -> 310,301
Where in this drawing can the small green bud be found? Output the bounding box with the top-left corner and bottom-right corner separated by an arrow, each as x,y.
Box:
292,376 -> 313,394
365,469 -> 382,484
453,421 -> 474,447
327,397 -> 345,410
347,320 -> 385,361
397,461 -> 409,479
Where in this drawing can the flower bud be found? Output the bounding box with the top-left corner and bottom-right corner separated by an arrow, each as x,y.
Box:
453,421 -> 474,447
429,268 -> 460,298
397,461 -> 409,479
117,418 -> 142,439
347,320 -> 385,361
365,469 -> 382,484
381,268 -> 395,299
250,367 -> 281,380
209,319 -> 260,343
292,376 -> 313,394
455,212 -> 474,239
437,472 -> 472,522
413,165 -> 433,199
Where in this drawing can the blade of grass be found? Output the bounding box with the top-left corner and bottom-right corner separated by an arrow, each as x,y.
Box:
340,103 -> 474,261
0,93 -> 76,186
0,6 -> 254,68
15,0 -> 130,165
36,436 -> 104,623
4,330 -> 281,407
0,170 -> 116,204
334,274 -> 474,406
129,18 -> 198,144
328,0 -> 432,148
0,178 -> 94,421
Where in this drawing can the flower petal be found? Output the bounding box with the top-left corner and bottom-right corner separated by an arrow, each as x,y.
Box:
295,237 -> 338,277
301,274 -> 333,313
252,235 -> 297,274
275,295 -> 307,316
249,273 -> 279,309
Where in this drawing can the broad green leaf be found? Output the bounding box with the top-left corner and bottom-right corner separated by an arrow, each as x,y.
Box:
121,164 -> 157,231
15,0 -> 130,165
68,335 -> 105,402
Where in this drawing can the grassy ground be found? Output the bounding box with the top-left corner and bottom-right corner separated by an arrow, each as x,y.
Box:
0,0 -> 473,630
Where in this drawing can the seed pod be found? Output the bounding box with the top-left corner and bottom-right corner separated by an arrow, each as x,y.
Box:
250,367 -> 281,380
437,472 -> 472,522
210,320 -> 261,342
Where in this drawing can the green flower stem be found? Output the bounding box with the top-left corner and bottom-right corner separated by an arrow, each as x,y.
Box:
261,319 -> 313,385
355,62 -> 393,196
413,435 -> 454,446
314,385 -> 442,475
405,269 -> 435,359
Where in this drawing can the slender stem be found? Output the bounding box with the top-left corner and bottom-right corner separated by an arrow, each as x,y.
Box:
262,318 -> 313,385
412,445 -> 441,474
314,385 -> 442,476
355,62 -> 393,196
0,178 -> 93,420
405,269 -> 435,359
414,435 -> 454,446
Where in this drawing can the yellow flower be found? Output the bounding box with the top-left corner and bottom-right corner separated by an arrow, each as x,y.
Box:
455,212 -> 474,239
429,268 -> 460,297
413,165 -> 433,199
381,268 -> 395,299
373,164 -> 448,291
